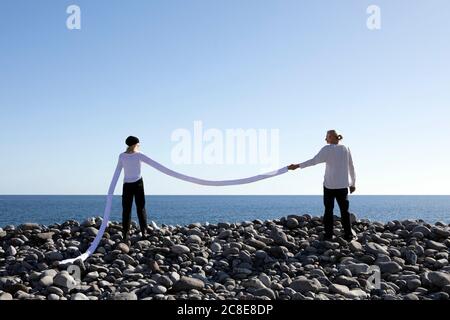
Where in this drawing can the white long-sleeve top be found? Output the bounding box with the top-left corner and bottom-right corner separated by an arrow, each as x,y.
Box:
110,152 -> 154,188
299,144 -> 356,189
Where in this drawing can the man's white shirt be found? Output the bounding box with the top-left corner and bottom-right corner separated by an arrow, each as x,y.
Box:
299,144 -> 356,189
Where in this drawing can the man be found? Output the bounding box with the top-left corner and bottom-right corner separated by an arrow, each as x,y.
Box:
288,130 -> 356,241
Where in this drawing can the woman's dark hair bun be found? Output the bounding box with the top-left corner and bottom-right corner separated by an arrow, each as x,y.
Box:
337,134 -> 343,140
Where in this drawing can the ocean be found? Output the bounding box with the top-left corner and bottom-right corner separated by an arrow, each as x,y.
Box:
0,195 -> 449,228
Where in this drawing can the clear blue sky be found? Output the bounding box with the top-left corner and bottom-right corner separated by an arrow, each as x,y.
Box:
1,0 -> 449,195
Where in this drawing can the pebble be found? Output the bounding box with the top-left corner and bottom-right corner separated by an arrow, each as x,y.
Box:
53,272 -> 77,289
365,242 -> 390,256
171,244 -> 190,255
39,276 -> 54,287
0,292 -> 13,300
173,276 -> 205,292
428,271 -> 450,287
152,285 -> 167,294
71,293 -> 89,300
285,218 -> 299,229
109,292 -> 138,300
210,242 -> 222,252
85,227 -> 99,236
0,215 -> 449,300
254,287 -> 276,299
218,230 -> 232,239
290,277 -> 321,294
344,263 -> 370,275
116,243 -> 130,254
7,246 -> 17,256
378,261 -> 403,274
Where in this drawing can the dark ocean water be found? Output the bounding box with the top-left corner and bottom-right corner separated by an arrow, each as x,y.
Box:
0,195 -> 449,228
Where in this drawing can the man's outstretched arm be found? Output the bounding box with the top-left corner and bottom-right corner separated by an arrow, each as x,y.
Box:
288,146 -> 328,170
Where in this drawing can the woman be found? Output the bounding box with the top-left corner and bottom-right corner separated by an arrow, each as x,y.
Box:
111,136 -> 153,242
288,130 -> 356,241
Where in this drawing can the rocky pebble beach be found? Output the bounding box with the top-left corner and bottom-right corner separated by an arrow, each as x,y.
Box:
1,214 -> 450,300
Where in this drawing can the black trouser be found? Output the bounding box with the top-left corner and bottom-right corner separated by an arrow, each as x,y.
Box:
122,177 -> 148,238
323,186 -> 352,238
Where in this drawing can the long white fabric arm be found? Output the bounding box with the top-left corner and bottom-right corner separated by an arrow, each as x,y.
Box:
61,157 -> 288,264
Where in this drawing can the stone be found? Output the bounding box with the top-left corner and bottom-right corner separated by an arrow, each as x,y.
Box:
116,243 -> 130,254
7,246 -> 17,256
85,227 -> 98,236
169,272 -> 181,283
0,292 -> 13,300
268,246 -> 287,259
84,271 -> 99,282
218,230 -> 232,239
254,287 -> 276,299
255,250 -> 268,260
310,269 -> 326,278
270,229 -> 288,245
286,218 -> 299,229
378,261 -> 402,274
173,276 -> 205,292
246,239 -> 267,249
45,251 -> 64,261
404,293 -> 419,300
19,223 -> 40,230
109,292 -> 138,300
329,283 -> 350,296
290,277 -> 320,294
171,244 -> 190,255
36,232 -> 54,241
329,284 -> 367,299
344,263 -> 370,275
148,260 -> 161,273
47,293 -> 60,300
233,267 -> 252,276
428,271 -> 450,288
152,285 -> 168,294
426,240 -> 447,251
47,286 -> 64,296
349,241 -> 362,252
187,235 -> 202,244
431,226 -> 450,237
407,279 -> 421,291
347,289 -> 368,299
71,293 -> 89,300
404,250 -> 417,265
53,272 -> 77,289
210,242 -> 222,252
335,275 -> 360,287
365,242 -> 390,256
259,274 -> 272,288
411,225 -> 431,237
243,278 -> 267,290
39,276 -> 54,287
194,256 -> 209,265
81,218 -> 96,227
